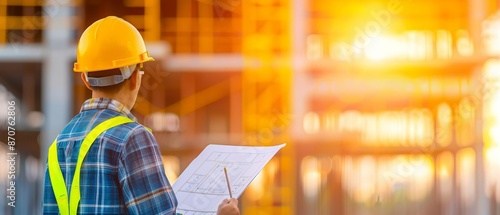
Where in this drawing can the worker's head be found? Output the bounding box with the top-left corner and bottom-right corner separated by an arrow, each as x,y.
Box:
74,16 -> 154,109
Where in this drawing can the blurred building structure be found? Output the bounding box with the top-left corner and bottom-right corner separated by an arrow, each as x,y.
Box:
0,0 -> 500,214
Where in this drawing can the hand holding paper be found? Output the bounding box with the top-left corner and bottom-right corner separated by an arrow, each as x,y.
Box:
217,198 -> 239,215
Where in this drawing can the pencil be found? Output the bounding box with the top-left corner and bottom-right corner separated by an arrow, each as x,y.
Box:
223,167 -> 233,198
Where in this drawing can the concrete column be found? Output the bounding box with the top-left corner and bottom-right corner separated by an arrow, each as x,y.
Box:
473,65 -> 489,215
468,0 -> 489,214
468,0 -> 487,46
292,0 -> 309,140
39,0 -> 74,213
291,0 -> 308,214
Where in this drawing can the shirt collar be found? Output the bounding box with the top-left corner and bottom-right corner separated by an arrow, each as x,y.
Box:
80,98 -> 137,121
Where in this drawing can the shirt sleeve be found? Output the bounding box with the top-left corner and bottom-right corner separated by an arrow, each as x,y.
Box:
118,126 -> 178,215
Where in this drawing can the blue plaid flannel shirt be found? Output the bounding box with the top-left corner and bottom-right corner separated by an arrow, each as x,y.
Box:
43,98 -> 178,214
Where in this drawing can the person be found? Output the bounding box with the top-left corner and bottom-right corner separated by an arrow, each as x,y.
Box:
42,16 -> 240,215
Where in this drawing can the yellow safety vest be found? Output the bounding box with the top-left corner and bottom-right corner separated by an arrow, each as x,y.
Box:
48,116 -> 134,215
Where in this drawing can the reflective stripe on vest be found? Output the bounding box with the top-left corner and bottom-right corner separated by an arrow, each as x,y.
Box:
48,116 -> 134,215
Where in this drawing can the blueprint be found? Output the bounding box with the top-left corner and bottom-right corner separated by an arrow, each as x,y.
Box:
172,143 -> 286,215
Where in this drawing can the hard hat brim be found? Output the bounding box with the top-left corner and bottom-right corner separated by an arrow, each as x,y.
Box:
74,51 -> 154,72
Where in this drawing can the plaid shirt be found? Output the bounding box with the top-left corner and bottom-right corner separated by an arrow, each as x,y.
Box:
43,98 -> 178,214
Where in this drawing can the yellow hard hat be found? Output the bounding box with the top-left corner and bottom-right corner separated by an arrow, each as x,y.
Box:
73,16 -> 154,73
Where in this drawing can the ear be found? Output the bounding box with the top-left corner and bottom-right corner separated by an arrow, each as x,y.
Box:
129,69 -> 140,91
81,73 -> 93,90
